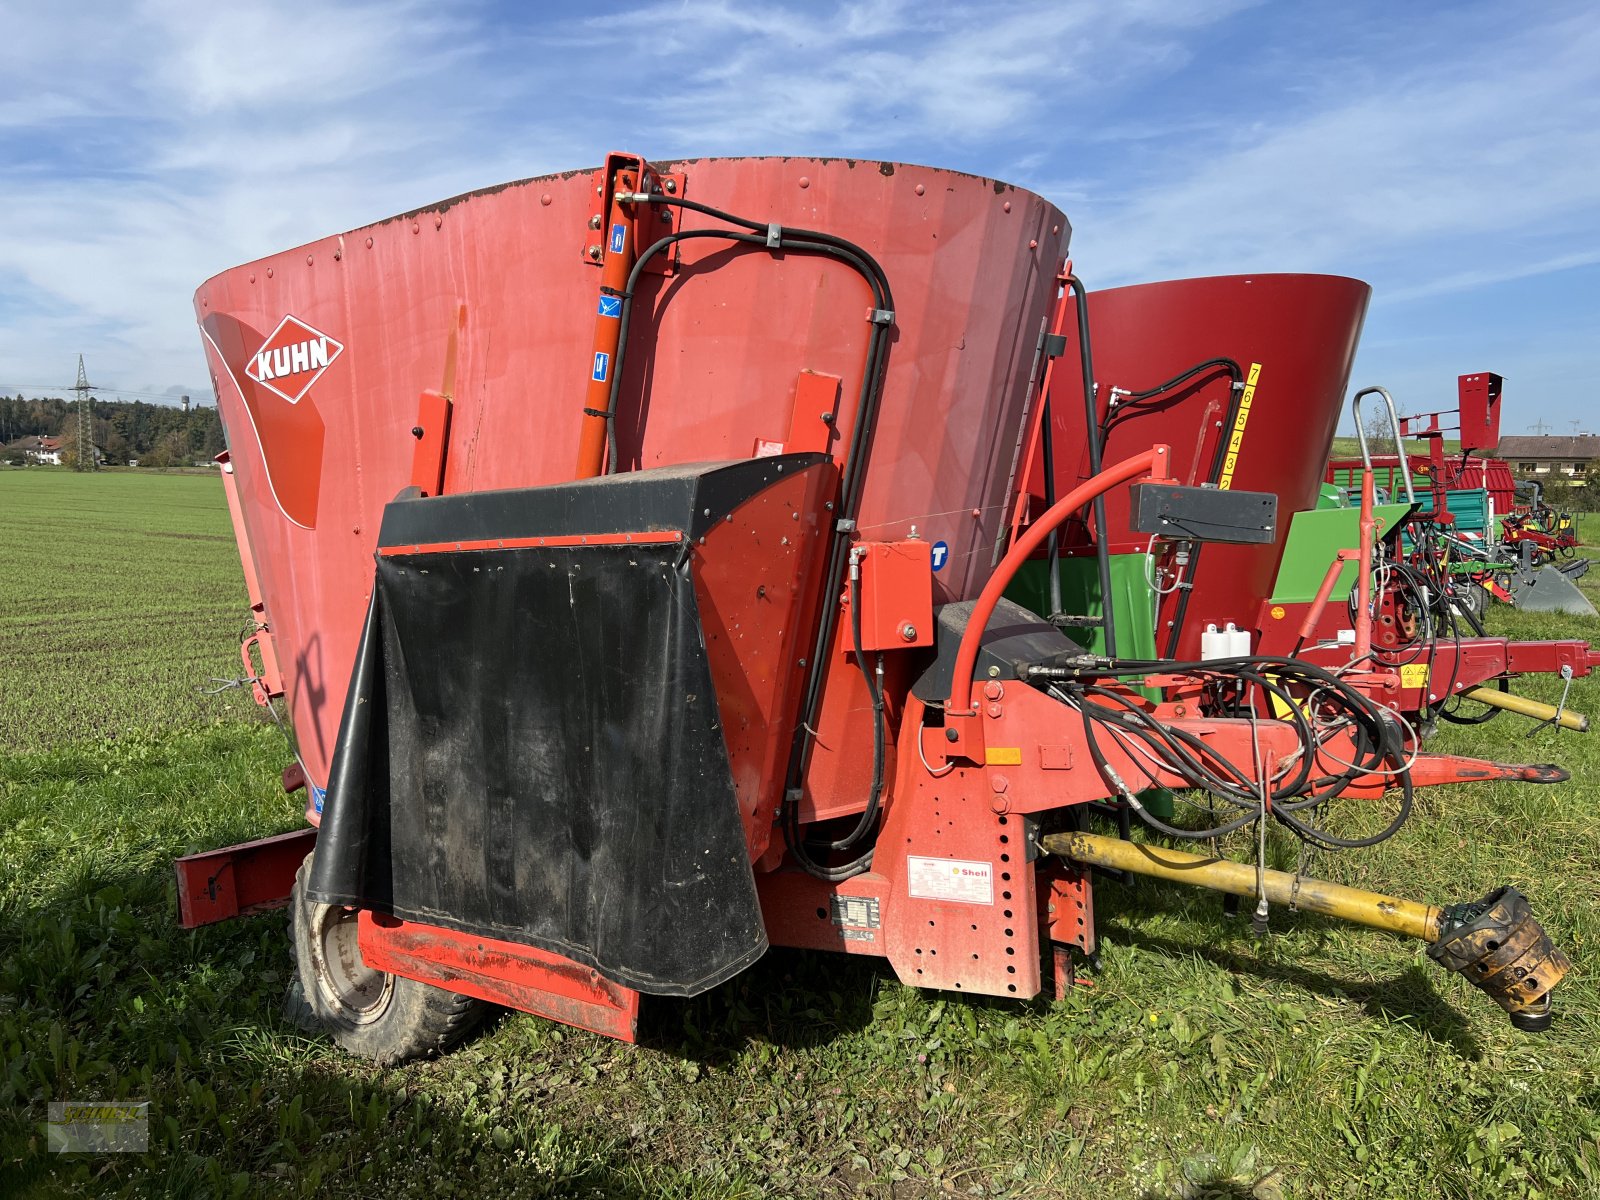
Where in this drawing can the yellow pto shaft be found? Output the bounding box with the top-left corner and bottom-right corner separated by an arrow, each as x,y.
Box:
1044,831 -> 1440,941
1458,686 -> 1588,732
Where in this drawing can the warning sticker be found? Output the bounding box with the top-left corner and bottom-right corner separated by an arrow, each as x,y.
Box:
1399,663 -> 1429,689
907,856 -> 994,905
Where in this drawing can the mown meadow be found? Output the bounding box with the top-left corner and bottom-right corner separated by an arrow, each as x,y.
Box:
2,471 -> 1598,1198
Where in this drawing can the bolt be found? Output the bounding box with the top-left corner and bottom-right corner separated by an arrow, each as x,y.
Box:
411,426 -> 424,438
587,245 -> 602,260
659,209 -> 672,224
664,178 -> 678,194
983,681 -> 1003,701
589,214 -> 602,229
1003,201 -> 1012,213
901,624 -> 918,642
915,183 -> 926,196
945,728 -> 959,743
799,176 -> 811,189
540,193 -> 552,206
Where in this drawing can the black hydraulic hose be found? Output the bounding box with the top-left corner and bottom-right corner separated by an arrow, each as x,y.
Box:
595,196 -> 895,881
1066,276 -> 1115,657
1161,363 -> 1249,658
817,566 -> 886,852
1101,358 -> 1241,429
1048,654 -> 1411,850
1039,391 -> 1063,618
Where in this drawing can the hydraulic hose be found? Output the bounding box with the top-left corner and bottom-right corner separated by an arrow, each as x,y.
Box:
597,192 -> 896,880
1066,276 -> 1116,657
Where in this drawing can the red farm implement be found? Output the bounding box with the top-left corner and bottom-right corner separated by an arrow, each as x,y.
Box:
177,154 -> 1579,1064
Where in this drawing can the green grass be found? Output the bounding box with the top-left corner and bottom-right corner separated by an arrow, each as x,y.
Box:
0,470 -> 254,753
4,472 -> 1600,1198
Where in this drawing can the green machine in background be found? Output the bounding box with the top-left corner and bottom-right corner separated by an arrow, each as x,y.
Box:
1006,553 -> 1175,818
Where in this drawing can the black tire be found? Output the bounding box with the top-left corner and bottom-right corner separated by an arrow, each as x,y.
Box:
1451,580 -> 1488,627
286,856 -> 487,1066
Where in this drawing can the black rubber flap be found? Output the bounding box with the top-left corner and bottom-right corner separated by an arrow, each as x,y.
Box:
307,470 -> 792,997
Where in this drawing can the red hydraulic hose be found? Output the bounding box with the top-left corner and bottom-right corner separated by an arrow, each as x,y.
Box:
948,445 -> 1171,714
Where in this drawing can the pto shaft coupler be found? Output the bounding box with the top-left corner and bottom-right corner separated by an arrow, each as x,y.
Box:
1428,887 -> 1572,1033
1045,832 -> 1572,1032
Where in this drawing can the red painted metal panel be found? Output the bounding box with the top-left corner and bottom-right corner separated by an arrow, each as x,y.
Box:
196,156 -> 1064,796
357,913 -> 640,1043
1037,274 -> 1370,659
851,540 -> 934,652
409,389 -> 452,496
174,827 -> 317,928
758,870 -> 889,956
864,702 -> 1042,999
691,460 -> 837,860
786,370 -> 842,456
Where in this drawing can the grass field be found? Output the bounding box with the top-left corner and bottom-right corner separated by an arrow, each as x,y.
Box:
3,473 -> 1600,1198
0,470 -> 254,753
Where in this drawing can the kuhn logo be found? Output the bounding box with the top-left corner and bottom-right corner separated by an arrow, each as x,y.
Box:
244,315 -> 344,404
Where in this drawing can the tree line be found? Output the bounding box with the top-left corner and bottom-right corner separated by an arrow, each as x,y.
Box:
0,394 -> 226,468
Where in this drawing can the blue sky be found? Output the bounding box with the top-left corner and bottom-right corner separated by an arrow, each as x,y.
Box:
3,0 -> 1596,431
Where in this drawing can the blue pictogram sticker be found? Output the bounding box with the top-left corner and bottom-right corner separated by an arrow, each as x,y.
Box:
609,223 -> 626,254
592,352 -> 610,382
931,540 -> 950,572
597,295 -> 622,318
311,784 -> 326,815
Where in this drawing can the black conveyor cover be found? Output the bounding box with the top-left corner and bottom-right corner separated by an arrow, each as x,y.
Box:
307,456 -> 825,996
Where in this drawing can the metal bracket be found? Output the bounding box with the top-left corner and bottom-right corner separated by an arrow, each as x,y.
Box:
583,155 -> 685,275
1527,665 -> 1575,737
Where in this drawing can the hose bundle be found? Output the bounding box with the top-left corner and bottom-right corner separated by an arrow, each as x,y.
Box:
1033,654 -> 1414,852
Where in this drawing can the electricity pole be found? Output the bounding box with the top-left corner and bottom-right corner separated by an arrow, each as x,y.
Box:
71,355 -> 98,472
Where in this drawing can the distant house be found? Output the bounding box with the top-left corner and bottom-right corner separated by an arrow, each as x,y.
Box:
1490,435 -> 1600,486
6,435 -> 64,465
3,435 -> 103,466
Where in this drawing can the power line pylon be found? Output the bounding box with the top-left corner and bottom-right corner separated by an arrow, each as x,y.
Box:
71,354 -> 97,472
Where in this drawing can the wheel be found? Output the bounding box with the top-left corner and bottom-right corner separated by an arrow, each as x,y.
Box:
286,856 -> 488,1065
1451,580 -> 1488,626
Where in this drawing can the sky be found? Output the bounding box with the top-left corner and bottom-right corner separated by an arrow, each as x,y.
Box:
2,0 -> 1596,432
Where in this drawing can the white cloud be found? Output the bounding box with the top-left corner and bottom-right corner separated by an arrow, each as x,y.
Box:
1064,9 -> 1600,290
0,0 -> 1595,431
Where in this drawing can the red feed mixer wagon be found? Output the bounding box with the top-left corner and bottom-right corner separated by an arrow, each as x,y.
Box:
1018,286 -> 1596,732
177,153 -> 1579,1065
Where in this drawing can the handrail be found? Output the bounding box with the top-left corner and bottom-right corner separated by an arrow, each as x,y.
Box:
1351,386 -> 1415,507
947,445 -> 1170,713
